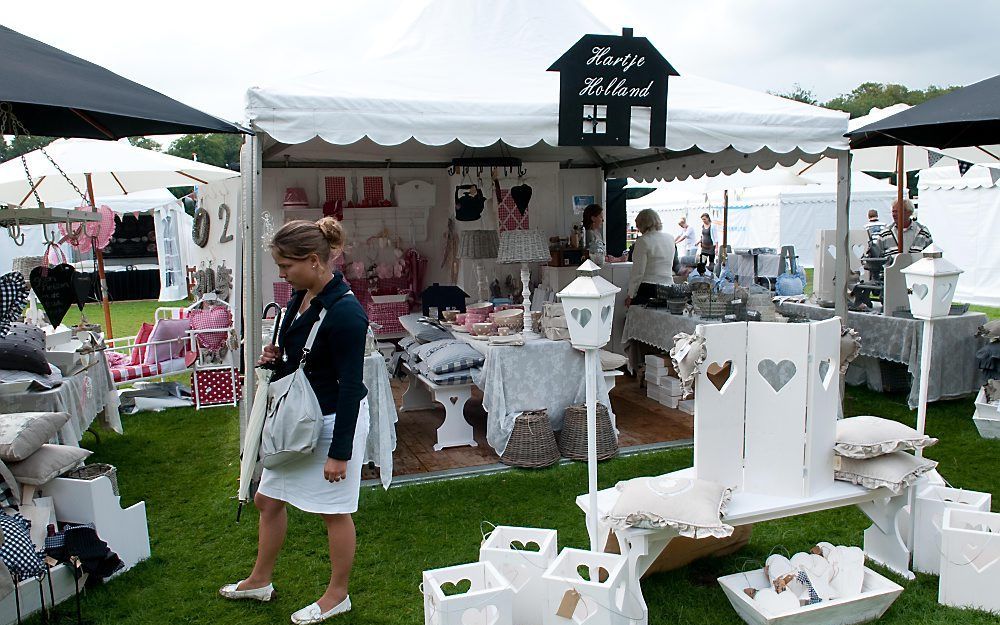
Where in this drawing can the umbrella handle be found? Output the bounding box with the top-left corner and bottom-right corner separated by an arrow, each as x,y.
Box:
262,302 -> 284,347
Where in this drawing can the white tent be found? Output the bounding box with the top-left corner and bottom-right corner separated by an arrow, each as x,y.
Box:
239,0 -> 853,414
916,163 -> 1000,307
52,189 -> 195,301
629,171 -> 897,267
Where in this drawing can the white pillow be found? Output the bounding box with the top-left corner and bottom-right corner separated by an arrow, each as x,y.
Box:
835,416 -> 938,459
603,475 -> 733,538
834,451 -> 937,495
599,350 -> 627,371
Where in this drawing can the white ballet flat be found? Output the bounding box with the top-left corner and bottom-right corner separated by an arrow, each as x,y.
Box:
290,596 -> 351,624
219,580 -> 277,602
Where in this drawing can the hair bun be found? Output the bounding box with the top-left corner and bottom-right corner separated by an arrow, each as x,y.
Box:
316,216 -> 345,250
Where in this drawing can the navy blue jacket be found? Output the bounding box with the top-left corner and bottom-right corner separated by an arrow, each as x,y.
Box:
275,273 -> 369,460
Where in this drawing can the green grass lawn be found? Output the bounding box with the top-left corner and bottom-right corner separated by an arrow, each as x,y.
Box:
61,299 -> 188,339
57,382 -> 997,625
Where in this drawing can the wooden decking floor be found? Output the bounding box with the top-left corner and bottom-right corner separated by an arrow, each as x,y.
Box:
369,373 -> 693,479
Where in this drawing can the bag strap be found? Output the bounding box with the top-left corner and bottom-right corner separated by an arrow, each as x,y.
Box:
298,308 -> 327,368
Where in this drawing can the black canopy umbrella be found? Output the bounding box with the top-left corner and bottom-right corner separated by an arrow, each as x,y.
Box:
847,74 -> 1000,150
0,24 -> 247,139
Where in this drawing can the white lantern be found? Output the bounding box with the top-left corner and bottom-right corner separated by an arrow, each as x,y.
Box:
900,245 -> 963,320
557,260 -> 620,349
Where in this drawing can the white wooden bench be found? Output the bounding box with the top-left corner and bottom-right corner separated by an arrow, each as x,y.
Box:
576,466 -> 915,625
399,362 -> 476,451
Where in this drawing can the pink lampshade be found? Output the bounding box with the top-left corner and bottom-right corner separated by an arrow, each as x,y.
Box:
283,187 -> 309,208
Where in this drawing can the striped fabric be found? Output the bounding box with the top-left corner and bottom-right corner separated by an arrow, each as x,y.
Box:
111,362 -> 162,384
796,571 -> 822,605
418,364 -> 478,387
419,340 -> 485,374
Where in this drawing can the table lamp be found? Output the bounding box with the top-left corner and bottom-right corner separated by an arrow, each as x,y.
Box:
497,229 -> 550,333
459,230 -> 499,302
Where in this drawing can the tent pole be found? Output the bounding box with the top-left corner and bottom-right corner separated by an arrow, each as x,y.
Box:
834,152 -> 852,320
85,173 -> 114,339
240,135 -> 264,446
721,189 -> 729,271
895,146 -> 904,252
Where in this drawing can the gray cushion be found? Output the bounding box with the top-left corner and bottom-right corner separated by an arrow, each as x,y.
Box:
418,340 -> 485,374
0,412 -> 72,462
0,323 -> 49,375
603,474 -> 734,538
418,365 -> 478,387
835,416 -> 938,459
834,451 -> 937,495
399,315 -> 453,344
8,444 -> 91,486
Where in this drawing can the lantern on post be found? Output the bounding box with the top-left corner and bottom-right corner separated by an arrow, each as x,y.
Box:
558,260 -> 620,551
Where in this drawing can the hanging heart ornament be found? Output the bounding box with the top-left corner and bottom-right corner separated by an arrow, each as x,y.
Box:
29,263 -> 77,327
72,271 -> 98,311
510,184 -> 532,215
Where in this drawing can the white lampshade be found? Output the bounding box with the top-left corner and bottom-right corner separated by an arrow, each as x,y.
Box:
900,245 -> 963,320
496,229 -> 550,265
557,260 -> 620,349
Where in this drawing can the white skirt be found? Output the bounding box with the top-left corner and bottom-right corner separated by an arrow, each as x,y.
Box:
257,399 -> 370,514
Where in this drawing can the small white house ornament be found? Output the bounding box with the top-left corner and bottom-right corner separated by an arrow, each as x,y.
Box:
557,260 -> 620,349
900,245 -> 963,320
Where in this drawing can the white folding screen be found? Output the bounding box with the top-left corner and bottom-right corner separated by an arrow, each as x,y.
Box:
694,322 -> 748,491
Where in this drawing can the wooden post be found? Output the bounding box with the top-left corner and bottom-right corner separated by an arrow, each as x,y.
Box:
895,146 -> 905,253
834,152 -> 852,320
85,173 -> 114,340
721,189 -> 729,271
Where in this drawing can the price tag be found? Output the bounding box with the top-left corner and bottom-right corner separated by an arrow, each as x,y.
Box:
556,589 -> 582,619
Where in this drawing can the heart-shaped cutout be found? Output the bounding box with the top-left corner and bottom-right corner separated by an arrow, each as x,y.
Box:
647,477 -> 694,498
757,359 -> 797,393
962,542 -> 1000,575
912,283 -> 928,300
600,305 -> 611,324
818,359 -> 834,389
852,243 -> 866,260
570,307 -> 592,328
826,244 -> 836,260
938,282 -> 954,302
449,396 -> 459,405
29,263 -> 77,327
576,564 -> 609,583
0,272 -> 29,338
461,605 -> 498,625
706,360 -> 733,392
753,587 -> 800,616
509,540 -> 540,552
440,578 -> 472,596
510,184 -> 532,215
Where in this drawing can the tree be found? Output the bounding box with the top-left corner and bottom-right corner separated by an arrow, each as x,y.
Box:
769,83 -> 819,106
127,136 -> 162,151
823,82 -> 961,118
166,134 -> 243,170
0,135 -> 56,163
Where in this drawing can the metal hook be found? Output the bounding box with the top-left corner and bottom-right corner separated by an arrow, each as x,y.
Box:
447,165 -> 456,176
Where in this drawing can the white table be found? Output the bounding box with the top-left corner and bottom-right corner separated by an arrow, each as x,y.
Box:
576,466 -> 912,625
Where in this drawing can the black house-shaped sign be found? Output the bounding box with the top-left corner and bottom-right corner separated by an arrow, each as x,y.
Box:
548,28 -> 678,147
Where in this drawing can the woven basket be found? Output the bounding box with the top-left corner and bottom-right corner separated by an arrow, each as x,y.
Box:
500,410 -> 560,469
64,463 -> 119,496
558,403 -> 619,461
12,256 -> 44,277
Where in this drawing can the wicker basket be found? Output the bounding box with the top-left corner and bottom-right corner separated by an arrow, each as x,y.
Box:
692,293 -> 729,318
12,256 -> 44,278
64,463 -> 119,496
500,410 -> 560,469
558,403 -> 619,461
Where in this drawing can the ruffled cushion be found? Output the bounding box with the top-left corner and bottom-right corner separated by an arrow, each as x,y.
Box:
834,415 -> 938,459
834,451 -> 937,495
603,475 -> 734,538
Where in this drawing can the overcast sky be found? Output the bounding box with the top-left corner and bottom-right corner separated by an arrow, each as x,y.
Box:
3,0 -> 997,130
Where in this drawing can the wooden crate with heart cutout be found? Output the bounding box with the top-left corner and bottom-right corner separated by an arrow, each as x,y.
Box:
422,561 -> 513,625
479,526 -> 557,625
939,508 -> 1000,612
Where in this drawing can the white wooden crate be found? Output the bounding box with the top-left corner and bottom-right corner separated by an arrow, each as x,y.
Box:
541,548 -> 630,625
939,508 -> 1000,612
718,566 -> 902,625
913,486 -> 992,575
423,561 -> 513,625
479,526 -> 558,625
973,387 -> 1000,439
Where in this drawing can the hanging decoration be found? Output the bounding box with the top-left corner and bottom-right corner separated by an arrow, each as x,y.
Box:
28,263 -> 77,327
454,184 -> 486,221
958,160 -> 974,176
72,271 -> 99,311
193,207 -> 211,248
56,204 -> 116,253
990,167 -> 1000,186
0,272 -> 30,339
927,152 -> 945,168
510,183 -> 533,216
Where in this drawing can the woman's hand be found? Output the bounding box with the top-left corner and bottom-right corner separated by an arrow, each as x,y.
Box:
324,458 -> 348,483
624,296 -> 632,308
258,344 -> 282,366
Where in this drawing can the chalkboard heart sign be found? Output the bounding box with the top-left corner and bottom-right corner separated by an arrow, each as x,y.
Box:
0,272 -> 30,338
72,271 -> 99,311
510,184 -> 532,215
29,263 -> 77,327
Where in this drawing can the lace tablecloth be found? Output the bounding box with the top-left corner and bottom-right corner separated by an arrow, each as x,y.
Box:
776,302 -> 986,408
0,351 -> 122,445
621,306 -> 707,370
455,333 -> 614,455
363,353 -> 397,489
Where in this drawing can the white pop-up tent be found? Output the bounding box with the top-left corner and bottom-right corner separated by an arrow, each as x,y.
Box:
628,171 -> 897,267
916,163 -> 1000,307
53,189 -> 195,301
239,0 -> 853,413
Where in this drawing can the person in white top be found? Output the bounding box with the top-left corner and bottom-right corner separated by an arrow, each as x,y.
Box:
674,217 -> 698,258
626,208 -> 677,307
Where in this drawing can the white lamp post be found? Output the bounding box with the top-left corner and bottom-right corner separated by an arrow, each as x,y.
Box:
558,260 -> 620,551
497,229 -> 551,333
900,245 -> 962,572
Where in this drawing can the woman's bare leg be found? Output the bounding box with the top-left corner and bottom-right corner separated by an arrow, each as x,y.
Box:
239,492 -> 287,589
314,513 -> 355,610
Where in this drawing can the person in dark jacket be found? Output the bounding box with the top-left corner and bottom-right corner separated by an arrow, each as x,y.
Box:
221,217 -> 369,624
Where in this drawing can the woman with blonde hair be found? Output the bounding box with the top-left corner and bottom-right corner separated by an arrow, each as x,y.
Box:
626,208 -> 676,306
220,217 -> 370,624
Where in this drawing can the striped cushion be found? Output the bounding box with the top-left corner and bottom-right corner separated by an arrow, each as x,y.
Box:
419,365 -> 478,387
419,340 -> 485,374
111,363 -> 161,383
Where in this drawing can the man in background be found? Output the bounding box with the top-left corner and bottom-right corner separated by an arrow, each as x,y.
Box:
865,209 -> 884,236
872,200 -> 932,257
674,216 -> 698,259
